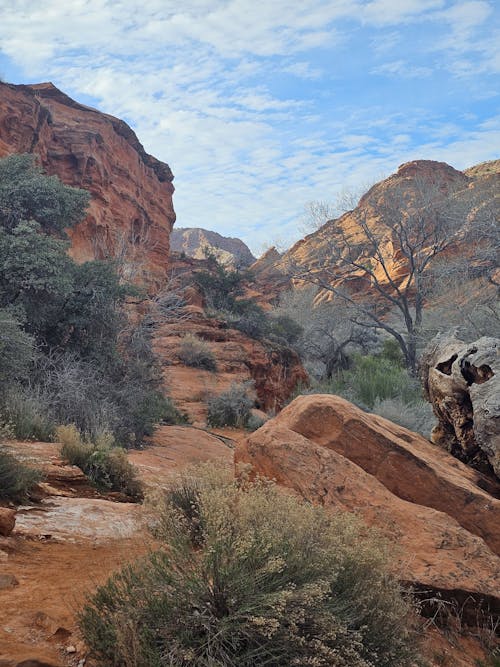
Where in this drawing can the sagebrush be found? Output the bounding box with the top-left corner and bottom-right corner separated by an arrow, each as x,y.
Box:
80,465 -> 420,666
0,447 -> 42,501
57,425 -> 143,500
207,382 -> 254,428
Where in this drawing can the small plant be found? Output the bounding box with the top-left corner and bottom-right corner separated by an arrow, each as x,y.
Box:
57,425 -> 143,500
207,382 -> 254,428
178,334 -> 217,371
80,465 -> 420,666
1,387 -> 55,441
246,412 -> 267,431
0,447 -> 42,501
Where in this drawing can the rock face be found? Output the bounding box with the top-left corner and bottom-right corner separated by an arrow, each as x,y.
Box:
0,81 -> 175,289
152,304 -> 308,423
171,227 -> 255,267
421,335 -> 500,478
236,395 -> 500,614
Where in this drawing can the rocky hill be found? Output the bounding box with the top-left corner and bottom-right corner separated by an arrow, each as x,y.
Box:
171,227 -> 256,267
250,159 -> 499,301
0,81 -> 175,289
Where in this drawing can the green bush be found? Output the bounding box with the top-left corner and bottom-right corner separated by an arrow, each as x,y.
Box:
57,425 -> 143,500
0,309 -> 37,383
80,466 -> 420,666
207,382 -> 254,428
0,447 -> 42,501
178,334 -> 217,371
1,387 -> 56,441
327,354 -> 422,409
0,154 -> 170,448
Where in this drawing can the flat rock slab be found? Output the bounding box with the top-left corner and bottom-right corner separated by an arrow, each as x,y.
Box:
14,498 -> 143,542
130,425 -> 233,488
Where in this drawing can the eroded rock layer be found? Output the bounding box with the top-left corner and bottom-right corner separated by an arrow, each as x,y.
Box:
0,81 -> 175,288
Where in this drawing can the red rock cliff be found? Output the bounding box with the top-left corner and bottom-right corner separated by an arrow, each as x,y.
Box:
0,81 -> 175,289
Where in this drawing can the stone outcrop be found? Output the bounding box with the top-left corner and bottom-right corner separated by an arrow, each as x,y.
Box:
152,306 -> 308,423
421,335 -> 499,478
236,394 -> 500,615
0,508 -> 16,536
0,81 -> 175,289
171,227 -> 255,267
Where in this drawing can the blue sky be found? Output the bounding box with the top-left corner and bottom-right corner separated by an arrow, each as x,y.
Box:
1,0 -> 499,254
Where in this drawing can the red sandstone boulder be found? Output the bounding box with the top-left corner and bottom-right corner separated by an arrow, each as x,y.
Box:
236,394 -> 500,610
0,508 -> 16,536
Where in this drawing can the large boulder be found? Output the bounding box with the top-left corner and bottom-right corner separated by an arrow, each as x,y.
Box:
421,335 -> 499,479
235,394 -> 500,614
0,508 -> 16,536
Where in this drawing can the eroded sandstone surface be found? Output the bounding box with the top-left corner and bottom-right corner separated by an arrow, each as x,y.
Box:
421,335 -> 499,479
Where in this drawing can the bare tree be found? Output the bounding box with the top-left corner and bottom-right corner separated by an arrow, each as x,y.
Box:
290,173 -> 495,374
274,286 -> 378,378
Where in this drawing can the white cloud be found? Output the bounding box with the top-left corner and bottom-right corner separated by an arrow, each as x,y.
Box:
371,59 -> 434,77
0,0 -> 498,254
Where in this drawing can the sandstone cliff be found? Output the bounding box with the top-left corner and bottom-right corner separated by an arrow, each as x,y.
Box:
250,159 -> 499,302
0,81 -> 175,289
171,227 -> 255,267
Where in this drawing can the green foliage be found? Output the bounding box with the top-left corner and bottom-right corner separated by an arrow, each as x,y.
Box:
207,382 -> 254,428
0,220 -> 74,336
0,154 -> 175,448
0,447 -> 42,501
245,412 -> 267,431
0,153 -> 89,234
1,386 -> 56,441
80,466 -> 420,666
57,424 -> 143,500
178,334 -> 217,371
0,309 -> 37,383
328,354 -> 422,409
195,260 -> 246,312
301,351 -> 433,436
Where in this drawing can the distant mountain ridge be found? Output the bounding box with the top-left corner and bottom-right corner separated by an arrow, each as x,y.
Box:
171,227 -> 256,267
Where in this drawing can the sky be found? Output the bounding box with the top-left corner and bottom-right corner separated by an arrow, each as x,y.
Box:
0,1 -> 499,255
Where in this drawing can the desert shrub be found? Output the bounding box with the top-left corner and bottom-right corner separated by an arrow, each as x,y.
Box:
372,398 -> 436,438
0,153 -> 89,235
329,354 -> 422,409
57,425 -> 143,500
80,466 -> 420,666
232,303 -> 269,339
178,334 -> 217,371
0,447 -> 42,501
267,313 -> 303,346
195,260 -> 246,312
207,382 -> 254,428
0,309 -> 37,383
1,386 -> 56,441
0,154 -> 171,448
245,412 -> 267,431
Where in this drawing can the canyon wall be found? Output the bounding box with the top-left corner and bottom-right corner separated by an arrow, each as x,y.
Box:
0,81 -> 175,289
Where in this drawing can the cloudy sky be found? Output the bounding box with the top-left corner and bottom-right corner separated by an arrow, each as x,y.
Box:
1,0 -> 499,254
